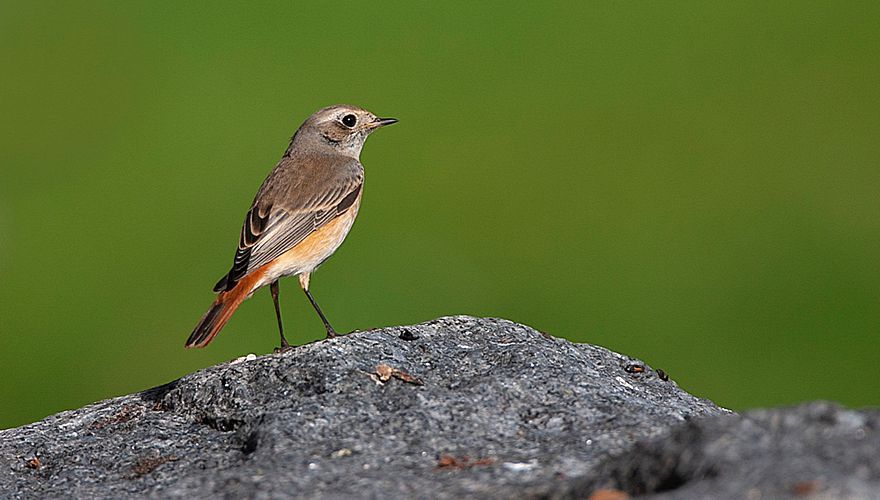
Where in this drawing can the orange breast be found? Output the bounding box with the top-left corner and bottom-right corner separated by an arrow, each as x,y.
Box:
256,195 -> 361,288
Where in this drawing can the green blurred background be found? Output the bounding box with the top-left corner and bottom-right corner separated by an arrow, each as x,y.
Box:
1,1 -> 878,429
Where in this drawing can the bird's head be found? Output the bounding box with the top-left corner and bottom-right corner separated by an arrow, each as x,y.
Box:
292,104 -> 397,158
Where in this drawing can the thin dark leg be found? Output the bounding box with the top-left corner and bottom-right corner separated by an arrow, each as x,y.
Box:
303,288 -> 337,338
270,281 -> 290,349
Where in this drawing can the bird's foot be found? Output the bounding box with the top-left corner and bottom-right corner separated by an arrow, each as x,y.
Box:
273,338 -> 293,353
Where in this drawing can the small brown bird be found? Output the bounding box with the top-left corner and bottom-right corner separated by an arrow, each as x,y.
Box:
185,105 -> 397,349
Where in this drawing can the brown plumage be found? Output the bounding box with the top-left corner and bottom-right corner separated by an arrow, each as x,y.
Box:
186,105 -> 396,349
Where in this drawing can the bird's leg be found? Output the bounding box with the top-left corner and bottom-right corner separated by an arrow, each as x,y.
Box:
299,273 -> 337,338
305,288 -> 337,338
270,280 -> 291,350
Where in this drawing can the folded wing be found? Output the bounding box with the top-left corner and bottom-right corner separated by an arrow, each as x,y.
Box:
214,159 -> 363,292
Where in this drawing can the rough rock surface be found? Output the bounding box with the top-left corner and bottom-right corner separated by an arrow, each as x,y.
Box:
557,401 -> 880,499
1,316 -> 875,499
0,316 -> 722,498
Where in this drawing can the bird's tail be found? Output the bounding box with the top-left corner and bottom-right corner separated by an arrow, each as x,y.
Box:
185,273 -> 260,348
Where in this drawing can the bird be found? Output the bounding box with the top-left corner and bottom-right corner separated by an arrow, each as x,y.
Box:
185,104 -> 397,349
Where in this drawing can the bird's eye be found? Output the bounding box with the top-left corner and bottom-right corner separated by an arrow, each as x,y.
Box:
341,114 -> 357,128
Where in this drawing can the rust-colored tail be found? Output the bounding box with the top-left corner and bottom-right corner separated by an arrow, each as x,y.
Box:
185,273 -> 259,348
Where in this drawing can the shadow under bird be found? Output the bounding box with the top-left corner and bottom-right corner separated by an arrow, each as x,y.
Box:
185,105 -> 397,349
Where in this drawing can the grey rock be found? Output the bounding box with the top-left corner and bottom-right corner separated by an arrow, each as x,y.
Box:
556,401 -> 880,499
5,317 -> 877,499
0,316 -> 723,498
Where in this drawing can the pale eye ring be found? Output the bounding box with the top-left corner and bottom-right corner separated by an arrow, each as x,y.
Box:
341,114 -> 357,128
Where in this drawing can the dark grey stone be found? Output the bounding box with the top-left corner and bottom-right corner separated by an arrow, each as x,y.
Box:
0,316 -> 720,498
1,316 -> 873,499
555,401 -> 880,499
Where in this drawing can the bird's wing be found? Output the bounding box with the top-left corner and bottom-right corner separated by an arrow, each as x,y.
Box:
214,158 -> 363,292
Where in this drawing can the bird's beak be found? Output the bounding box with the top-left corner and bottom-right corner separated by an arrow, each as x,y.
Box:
370,117 -> 398,128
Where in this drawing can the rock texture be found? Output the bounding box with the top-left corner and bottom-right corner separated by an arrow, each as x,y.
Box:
558,402 -> 880,499
0,316 -> 876,499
